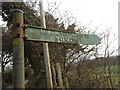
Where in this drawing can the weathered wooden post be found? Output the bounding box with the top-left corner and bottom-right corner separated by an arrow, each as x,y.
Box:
64,76 -> 69,88
39,0 -> 53,88
56,63 -> 63,88
12,9 -> 25,88
62,64 -> 69,88
51,66 -> 57,87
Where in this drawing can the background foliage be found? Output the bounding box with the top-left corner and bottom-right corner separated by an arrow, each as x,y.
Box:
1,2 -> 119,88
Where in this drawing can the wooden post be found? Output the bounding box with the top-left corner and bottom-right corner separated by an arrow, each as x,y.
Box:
56,63 -> 63,88
39,0 -> 53,88
62,64 -> 69,88
51,66 -> 57,87
12,9 -> 25,88
64,77 -> 69,88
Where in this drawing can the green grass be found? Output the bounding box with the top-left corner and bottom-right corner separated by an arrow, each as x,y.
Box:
95,65 -> 119,74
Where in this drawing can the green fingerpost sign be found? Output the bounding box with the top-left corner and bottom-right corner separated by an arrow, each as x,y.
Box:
24,25 -> 101,45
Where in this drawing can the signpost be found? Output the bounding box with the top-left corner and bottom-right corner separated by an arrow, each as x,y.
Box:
12,9 -> 101,88
24,25 -> 101,45
12,9 -> 25,88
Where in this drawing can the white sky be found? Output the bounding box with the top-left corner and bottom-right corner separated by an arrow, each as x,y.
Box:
44,0 -> 119,56
44,0 -> 118,33
0,0 -> 119,56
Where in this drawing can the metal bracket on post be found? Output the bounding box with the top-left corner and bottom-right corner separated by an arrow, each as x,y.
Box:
12,24 -> 25,38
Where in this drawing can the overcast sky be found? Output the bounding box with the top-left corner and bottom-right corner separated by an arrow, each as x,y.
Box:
43,0 -> 119,33
44,0 -> 119,56
0,0 -> 119,56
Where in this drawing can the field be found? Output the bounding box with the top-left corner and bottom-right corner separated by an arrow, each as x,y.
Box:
95,65 -> 119,73
68,64 -> 119,88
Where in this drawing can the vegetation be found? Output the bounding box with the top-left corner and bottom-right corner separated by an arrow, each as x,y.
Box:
1,1 -> 119,88
67,56 -> 119,88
